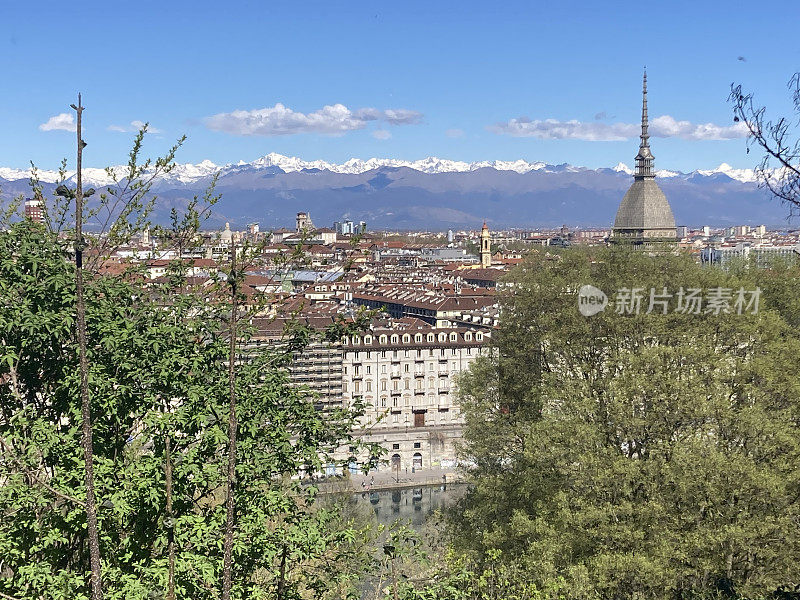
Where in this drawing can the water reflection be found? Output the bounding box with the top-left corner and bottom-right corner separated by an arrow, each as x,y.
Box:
354,484 -> 466,530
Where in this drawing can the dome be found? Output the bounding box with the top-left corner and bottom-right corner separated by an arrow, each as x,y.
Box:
613,178 -> 677,238
220,222 -> 232,243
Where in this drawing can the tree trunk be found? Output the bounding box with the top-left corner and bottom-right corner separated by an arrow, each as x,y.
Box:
74,94 -> 104,600
276,543 -> 287,600
165,433 -> 175,600
221,241 -> 238,600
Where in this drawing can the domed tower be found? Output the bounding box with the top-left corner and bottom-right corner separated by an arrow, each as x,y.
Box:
220,222 -> 233,244
611,71 -> 677,246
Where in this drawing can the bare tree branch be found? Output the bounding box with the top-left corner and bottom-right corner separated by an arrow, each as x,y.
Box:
730,73 -> 800,218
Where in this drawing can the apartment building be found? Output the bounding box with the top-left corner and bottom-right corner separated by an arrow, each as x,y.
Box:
340,325 -> 489,472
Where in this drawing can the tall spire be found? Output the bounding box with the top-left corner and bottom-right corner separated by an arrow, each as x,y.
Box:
634,68 -> 654,178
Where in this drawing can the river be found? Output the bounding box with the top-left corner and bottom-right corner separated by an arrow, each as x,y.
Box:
352,483 -> 467,529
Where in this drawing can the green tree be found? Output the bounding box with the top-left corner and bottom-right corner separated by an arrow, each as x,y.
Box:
0,142 -> 382,600
440,247 -> 800,599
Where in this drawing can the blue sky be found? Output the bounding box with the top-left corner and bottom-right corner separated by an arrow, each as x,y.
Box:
3,0 -> 799,172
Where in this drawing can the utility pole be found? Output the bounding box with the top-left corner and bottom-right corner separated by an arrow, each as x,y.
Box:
72,94 -> 104,600
221,239 -> 239,600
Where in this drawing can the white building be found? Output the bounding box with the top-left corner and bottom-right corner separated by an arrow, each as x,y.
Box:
340,326 -> 489,471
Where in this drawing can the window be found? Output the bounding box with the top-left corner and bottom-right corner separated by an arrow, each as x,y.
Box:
392,443 -> 400,450
427,334 -> 434,342
343,366 -> 348,374
393,397 -> 398,407
380,335 -> 387,344
428,363 -> 433,371
415,333 -> 423,343
391,334 -> 398,344
393,380 -> 399,391
381,380 -> 387,391
403,334 -> 410,343
366,381 -> 372,392
438,333 -> 446,342
404,379 -> 410,390
366,365 -> 371,374
364,335 -> 372,344
476,333 -> 483,341
452,348 -> 457,355
354,381 -> 360,393
464,332 -> 472,341
381,365 -> 387,374
353,336 -> 360,345
413,442 -> 421,449
381,398 -> 387,407
450,332 -> 457,341
404,363 -> 410,373
343,382 -> 348,392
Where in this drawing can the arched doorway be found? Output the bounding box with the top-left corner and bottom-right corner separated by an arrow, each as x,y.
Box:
412,452 -> 423,469
391,453 -> 401,470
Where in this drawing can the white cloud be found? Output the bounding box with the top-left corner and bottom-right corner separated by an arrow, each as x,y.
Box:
445,128 -> 465,138
39,113 -> 76,132
490,118 -> 636,141
649,115 -> 748,141
205,103 -> 423,136
490,115 -> 748,142
107,120 -> 162,134
372,129 -> 392,140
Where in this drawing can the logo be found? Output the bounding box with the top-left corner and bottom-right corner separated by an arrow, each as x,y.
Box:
578,284 -> 608,316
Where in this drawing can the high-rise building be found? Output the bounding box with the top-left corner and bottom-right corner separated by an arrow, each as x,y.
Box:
611,72 -> 677,246
24,198 -> 44,224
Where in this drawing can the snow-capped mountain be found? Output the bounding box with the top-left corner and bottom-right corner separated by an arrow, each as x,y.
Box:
0,152 -> 761,186
0,153 -> 782,228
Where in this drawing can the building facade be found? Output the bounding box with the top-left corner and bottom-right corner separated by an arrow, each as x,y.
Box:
340,326 -> 489,471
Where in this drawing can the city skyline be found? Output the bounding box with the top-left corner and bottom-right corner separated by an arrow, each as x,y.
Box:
2,0 -> 799,173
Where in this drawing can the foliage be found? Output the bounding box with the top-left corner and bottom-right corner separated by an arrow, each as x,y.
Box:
0,221 -> 381,598
435,247 -> 800,599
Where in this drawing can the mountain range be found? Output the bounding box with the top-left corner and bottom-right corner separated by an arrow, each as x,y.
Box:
0,153 -> 792,230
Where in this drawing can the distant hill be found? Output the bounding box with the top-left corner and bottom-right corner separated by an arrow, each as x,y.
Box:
0,153 -> 792,230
